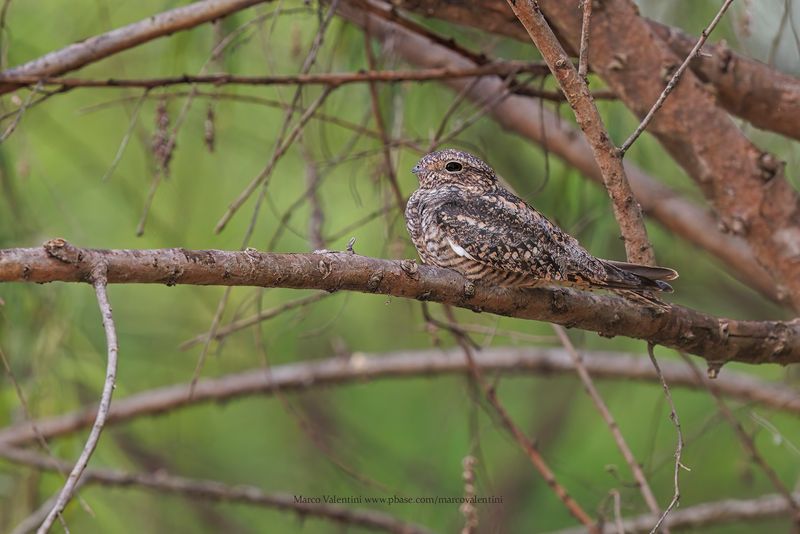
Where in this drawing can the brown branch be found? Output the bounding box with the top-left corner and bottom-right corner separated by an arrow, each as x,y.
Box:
1,241 -> 798,366
505,0 -> 654,266
37,264 -> 119,533
0,0 -> 271,94
0,63 -> 551,90
554,492 -> 800,534
0,447 -> 432,534
618,0 -> 735,155
1,345 -> 798,448
337,2 -> 778,303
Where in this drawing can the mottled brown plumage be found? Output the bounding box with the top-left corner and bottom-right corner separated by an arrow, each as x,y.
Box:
405,149 -> 678,296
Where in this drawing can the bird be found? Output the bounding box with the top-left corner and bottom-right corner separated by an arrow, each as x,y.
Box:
404,149 -> 678,300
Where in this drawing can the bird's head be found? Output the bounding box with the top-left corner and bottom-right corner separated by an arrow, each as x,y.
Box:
411,149 -> 497,191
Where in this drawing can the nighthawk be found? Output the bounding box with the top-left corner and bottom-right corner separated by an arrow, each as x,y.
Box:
405,149 -> 678,298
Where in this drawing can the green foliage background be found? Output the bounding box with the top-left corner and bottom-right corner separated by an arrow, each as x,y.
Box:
0,1 -> 798,532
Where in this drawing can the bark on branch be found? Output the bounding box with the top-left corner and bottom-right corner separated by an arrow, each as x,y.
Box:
0,0 -> 271,94
1,240 -> 798,366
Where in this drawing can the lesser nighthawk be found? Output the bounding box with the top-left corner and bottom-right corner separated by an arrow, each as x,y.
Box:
405,149 -> 678,298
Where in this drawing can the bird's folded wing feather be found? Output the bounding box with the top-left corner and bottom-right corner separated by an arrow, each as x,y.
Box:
432,193 -> 582,280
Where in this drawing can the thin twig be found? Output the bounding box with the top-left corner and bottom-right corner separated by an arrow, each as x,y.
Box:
302,144 -> 327,251
0,63 -> 552,90
553,326 -> 663,524
577,0 -> 593,80
37,263 -> 119,533
101,89 -> 148,182
618,0 -> 736,155
678,352 -> 800,522
611,489 -> 624,534
0,81 -> 42,142
646,343 -> 685,534
188,287 -> 233,398
363,23 -> 405,210
180,291 -> 330,349
12,479 -> 88,534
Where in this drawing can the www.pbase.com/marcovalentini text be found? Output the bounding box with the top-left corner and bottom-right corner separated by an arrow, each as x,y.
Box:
294,495 -> 504,505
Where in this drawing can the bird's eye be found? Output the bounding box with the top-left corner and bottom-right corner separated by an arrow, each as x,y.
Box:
444,161 -> 463,173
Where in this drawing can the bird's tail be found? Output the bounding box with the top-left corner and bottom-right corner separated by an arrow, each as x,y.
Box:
601,260 -> 679,293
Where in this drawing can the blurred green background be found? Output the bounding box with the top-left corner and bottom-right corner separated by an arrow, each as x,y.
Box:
0,1 -> 798,532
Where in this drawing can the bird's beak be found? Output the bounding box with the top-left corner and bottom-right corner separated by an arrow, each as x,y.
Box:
411,164 -> 422,175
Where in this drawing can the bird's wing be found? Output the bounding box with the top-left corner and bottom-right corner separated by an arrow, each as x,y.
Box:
432,191 -> 595,284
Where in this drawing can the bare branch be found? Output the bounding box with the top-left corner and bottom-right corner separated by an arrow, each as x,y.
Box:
0,63 -> 552,90
37,264 -> 119,533
1,240 -> 798,366
214,87 -> 333,234
0,0 -> 271,94
577,0 -> 592,80
0,345 -> 797,448
0,447 -> 432,534
435,310 -> 598,530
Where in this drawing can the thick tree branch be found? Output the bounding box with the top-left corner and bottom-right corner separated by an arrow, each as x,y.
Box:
0,0 -> 270,94
1,241 -> 798,366
339,1 -> 776,303
0,346 -> 797,447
